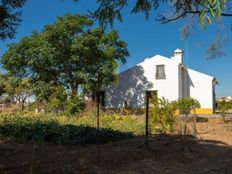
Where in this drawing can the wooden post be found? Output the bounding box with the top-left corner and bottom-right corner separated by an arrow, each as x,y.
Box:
96,72 -> 101,163
97,90 -> 100,162
145,91 -> 151,145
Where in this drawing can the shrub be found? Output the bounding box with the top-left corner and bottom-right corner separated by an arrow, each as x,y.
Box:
217,100 -> 232,122
174,98 -> 200,134
65,97 -> 85,115
149,97 -> 177,134
174,98 -> 200,115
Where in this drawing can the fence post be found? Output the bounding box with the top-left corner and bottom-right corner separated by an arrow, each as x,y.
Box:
96,72 -> 101,163
97,89 -> 100,162
145,91 -> 151,146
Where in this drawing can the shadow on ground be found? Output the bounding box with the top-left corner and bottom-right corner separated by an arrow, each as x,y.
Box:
1,134 -> 232,174
0,121 -> 132,145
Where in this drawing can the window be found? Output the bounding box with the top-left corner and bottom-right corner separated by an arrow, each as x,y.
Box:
156,65 -> 166,79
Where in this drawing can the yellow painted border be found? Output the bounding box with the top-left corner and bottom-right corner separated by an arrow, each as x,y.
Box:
175,108 -> 213,115
191,108 -> 213,115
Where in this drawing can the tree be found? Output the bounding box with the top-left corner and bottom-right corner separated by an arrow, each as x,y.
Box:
85,0 -> 231,59
2,14 -> 129,98
0,0 -> 26,40
32,81 -> 68,112
217,100 -> 232,122
90,0 -> 231,29
175,97 -> 200,134
0,74 -> 33,110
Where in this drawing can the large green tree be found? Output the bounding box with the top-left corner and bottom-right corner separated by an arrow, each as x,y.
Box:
2,14 -> 129,97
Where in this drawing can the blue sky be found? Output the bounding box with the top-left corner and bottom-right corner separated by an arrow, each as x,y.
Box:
0,0 -> 231,97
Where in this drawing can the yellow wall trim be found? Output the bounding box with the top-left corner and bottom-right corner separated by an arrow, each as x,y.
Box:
175,108 -> 213,115
190,108 -> 213,115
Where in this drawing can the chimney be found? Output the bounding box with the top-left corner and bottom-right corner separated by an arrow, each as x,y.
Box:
172,48 -> 183,64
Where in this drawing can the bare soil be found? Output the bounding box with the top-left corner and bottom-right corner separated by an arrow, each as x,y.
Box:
1,119 -> 232,174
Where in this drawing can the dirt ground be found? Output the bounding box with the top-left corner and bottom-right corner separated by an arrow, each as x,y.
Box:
1,119 -> 232,174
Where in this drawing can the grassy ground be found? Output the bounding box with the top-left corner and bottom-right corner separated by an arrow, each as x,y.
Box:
0,112 -> 144,145
1,116 -> 232,173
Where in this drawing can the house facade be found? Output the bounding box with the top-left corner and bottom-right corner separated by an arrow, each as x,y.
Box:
104,49 -> 217,114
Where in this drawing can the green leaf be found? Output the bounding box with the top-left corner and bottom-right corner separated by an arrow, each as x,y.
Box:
206,16 -> 212,24
209,8 -> 215,17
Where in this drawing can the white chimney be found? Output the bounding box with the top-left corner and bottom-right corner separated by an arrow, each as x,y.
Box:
172,48 -> 183,64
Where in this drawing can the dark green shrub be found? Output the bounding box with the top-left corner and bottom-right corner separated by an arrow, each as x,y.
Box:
65,97 -> 85,115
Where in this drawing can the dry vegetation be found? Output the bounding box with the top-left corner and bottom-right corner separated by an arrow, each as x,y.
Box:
1,116 -> 232,174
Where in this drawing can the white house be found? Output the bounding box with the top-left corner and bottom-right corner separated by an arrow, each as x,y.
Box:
103,49 -> 217,114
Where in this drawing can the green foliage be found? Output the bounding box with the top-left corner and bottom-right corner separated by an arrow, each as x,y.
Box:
100,114 -> 145,135
92,0 -> 230,29
175,98 -> 200,135
217,100 -> 232,121
0,0 -> 26,40
0,113 -> 144,144
197,0 -> 226,30
2,14 -> 129,96
149,97 -> 177,133
0,74 -> 33,110
65,97 -> 85,115
175,98 -> 201,115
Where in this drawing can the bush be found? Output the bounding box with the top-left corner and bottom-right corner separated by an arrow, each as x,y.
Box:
149,97 -> 177,134
174,98 -> 200,115
65,97 -> 85,115
174,98 -> 200,134
217,100 -> 232,122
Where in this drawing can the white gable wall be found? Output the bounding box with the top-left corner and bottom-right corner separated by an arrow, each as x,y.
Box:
104,54 -> 215,113
141,55 -> 180,101
105,55 -> 180,108
188,69 -> 214,109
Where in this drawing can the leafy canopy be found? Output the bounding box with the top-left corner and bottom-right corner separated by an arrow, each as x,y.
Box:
217,100 -> 232,121
175,97 -> 201,115
0,74 -> 33,109
2,14 -> 129,96
84,0 -> 232,29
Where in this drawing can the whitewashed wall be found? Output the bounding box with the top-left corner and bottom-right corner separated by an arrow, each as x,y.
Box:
104,54 -> 215,109
188,69 -> 214,108
105,55 -> 180,108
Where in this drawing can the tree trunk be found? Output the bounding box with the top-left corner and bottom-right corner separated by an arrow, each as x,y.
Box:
21,102 -> 25,111
183,113 -> 188,136
193,115 -> 197,134
70,84 -> 78,98
193,110 -> 197,134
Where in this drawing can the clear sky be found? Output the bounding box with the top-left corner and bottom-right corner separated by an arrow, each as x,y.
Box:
0,0 -> 231,97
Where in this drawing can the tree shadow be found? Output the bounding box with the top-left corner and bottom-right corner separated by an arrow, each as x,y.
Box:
0,121 -> 132,145
1,134 -> 232,174
105,65 -> 153,108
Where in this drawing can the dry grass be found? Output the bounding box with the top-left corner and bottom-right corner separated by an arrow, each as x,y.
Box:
1,118 -> 232,173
